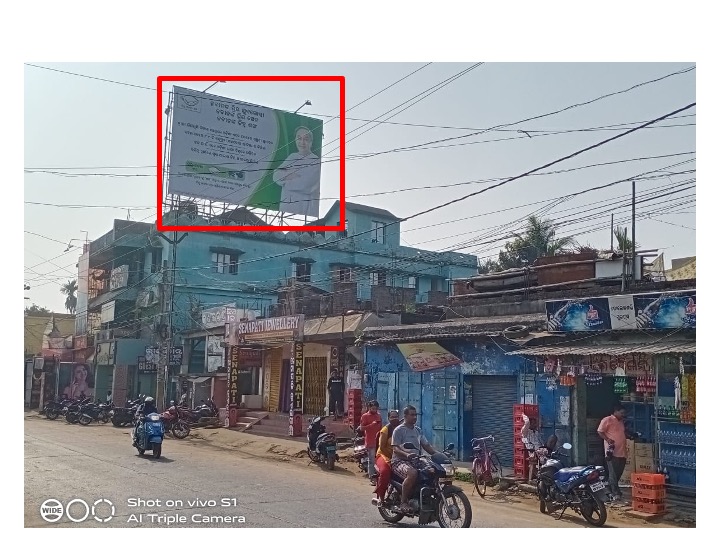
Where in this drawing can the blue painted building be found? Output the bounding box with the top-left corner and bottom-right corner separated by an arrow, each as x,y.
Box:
358,314 -> 571,466
76,202 -> 478,406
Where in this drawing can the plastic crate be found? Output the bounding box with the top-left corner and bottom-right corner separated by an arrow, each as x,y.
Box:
631,473 -> 665,486
515,443 -> 528,454
514,425 -> 524,435
513,404 -> 539,418
514,466 -> 528,479
632,499 -> 666,514
514,434 -> 525,446
632,486 -> 666,501
513,456 -> 527,469
513,414 -> 526,426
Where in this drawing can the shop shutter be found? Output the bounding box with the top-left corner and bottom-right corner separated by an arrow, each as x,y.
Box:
472,376 -> 517,468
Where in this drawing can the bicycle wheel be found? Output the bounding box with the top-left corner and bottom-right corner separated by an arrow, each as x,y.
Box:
472,458 -> 487,498
489,453 -> 503,486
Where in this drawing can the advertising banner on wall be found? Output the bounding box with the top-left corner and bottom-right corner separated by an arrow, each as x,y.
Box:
168,87 -> 323,217
396,342 -> 462,372
59,362 -> 95,400
546,290 -> 696,331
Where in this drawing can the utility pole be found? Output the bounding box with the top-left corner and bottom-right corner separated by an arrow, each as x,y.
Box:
631,182 -> 636,286
157,219 -> 187,410
610,213 -> 614,252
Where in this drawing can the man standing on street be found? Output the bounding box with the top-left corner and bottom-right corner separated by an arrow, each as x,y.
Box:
597,404 -> 629,504
327,370 -> 345,421
360,400 -> 382,485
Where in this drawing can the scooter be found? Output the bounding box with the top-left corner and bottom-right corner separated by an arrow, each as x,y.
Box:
376,442 -> 472,528
536,443 -> 610,527
307,416 -> 338,470
132,412 -> 165,459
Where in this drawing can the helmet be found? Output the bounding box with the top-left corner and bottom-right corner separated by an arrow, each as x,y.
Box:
145,396 -> 155,403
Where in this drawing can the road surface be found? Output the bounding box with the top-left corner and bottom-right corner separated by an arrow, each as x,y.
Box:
25,415 -> 671,528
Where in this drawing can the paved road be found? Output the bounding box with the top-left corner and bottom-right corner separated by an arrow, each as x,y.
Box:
25,415 -> 666,528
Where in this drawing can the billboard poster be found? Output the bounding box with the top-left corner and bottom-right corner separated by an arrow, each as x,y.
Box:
633,290 -> 696,329
546,290 -> 696,331
546,298 -> 612,332
396,342 -> 462,372
59,362 -> 95,400
168,87 -> 323,217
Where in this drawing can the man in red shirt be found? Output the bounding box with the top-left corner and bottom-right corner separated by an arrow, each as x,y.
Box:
597,404 -> 629,503
360,400 -> 383,485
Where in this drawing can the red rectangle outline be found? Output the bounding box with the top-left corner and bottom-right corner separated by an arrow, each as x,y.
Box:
157,75 -> 345,232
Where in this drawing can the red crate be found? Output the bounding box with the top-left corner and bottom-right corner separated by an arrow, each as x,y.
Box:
514,466 -> 528,480
513,404 -> 539,418
631,473 -> 665,486
514,434 -> 525,446
632,487 -> 666,501
514,425 -> 524,436
632,499 -> 666,514
513,456 -> 527,469
513,414 -> 526,426
515,443 -> 528,454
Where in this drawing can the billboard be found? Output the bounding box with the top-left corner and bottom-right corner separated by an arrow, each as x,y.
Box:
59,362 -> 95,400
168,86 -> 323,217
546,290 -> 696,331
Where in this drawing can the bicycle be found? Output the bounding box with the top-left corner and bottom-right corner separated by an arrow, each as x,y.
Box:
470,435 -> 503,498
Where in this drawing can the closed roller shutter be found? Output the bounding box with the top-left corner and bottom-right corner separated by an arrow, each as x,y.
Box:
472,376 -> 517,468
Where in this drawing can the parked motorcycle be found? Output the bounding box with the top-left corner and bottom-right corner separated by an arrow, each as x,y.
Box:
42,397 -> 72,420
64,397 -> 92,424
132,412 -> 165,458
375,442 -> 472,528
307,416 -> 338,470
78,401 -> 112,425
352,425 -> 369,474
177,398 -> 220,427
111,397 -> 143,427
536,442 -> 609,527
161,401 -> 191,439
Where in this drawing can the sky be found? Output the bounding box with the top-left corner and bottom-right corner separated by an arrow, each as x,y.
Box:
24,61 -> 696,313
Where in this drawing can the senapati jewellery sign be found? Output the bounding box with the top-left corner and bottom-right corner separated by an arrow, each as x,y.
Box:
237,315 -> 304,343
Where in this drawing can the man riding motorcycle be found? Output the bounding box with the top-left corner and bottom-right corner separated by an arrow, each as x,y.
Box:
390,405 -> 438,515
132,396 -> 158,447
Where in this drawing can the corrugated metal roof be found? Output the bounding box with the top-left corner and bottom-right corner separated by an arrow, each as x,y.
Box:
509,341 -> 696,357
366,331 -> 502,344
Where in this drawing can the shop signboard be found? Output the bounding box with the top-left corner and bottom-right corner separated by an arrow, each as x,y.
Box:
290,342 -> 304,412
237,348 -> 262,368
633,290 -> 696,330
144,346 -> 183,369
201,305 -> 238,328
110,265 -> 129,290
227,346 -> 240,407
237,315 -> 304,343
546,290 -> 696,331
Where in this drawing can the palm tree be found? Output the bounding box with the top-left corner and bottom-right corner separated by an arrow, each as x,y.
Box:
614,226 -> 639,253
60,279 -> 78,314
497,216 -> 575,269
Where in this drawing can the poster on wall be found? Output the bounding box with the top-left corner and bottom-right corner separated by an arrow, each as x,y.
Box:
396,342 -> 462,372
59,362 -> 95,400
168,87 -> 324,217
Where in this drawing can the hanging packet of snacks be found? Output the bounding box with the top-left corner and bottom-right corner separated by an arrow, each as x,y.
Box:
585,365 -> 603,386
546,375 -> 558,390
566,365 -> 576,386
613,366 -> 628,394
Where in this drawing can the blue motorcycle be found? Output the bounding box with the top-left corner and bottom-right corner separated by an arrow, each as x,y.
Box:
132,412 -> 165,458
536,443 -> 609,527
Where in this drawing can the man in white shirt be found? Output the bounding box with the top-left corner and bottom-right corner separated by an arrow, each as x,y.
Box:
273,126 -> 320,216
521,414 -> 544,480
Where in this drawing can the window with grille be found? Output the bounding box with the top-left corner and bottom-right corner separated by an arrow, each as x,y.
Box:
371,221 -> 385,244
211,251 -> 238,275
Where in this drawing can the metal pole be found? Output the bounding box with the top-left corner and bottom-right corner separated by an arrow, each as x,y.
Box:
631,182 -> 636,286
610,213 -> 614,252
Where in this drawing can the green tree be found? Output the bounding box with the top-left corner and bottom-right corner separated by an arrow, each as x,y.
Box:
497,216 -> 575,270
614,226 -> 639,253
477,259 -> 502,275
24,304 -> 51,316
60,279 -> 78,314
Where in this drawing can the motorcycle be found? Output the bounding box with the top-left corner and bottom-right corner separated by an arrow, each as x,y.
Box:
78,401 -> 112,425
132,412 -> 165,458
161,401 -> 191,439
352,425 -> 369,474
536,442 -> 609,527
111,397 -> 143,427
177,398 -> 220,427
376,442 -> 472,528
307,416 -> 338,470
42,397 -> 72,420
64,397 -> 92,424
